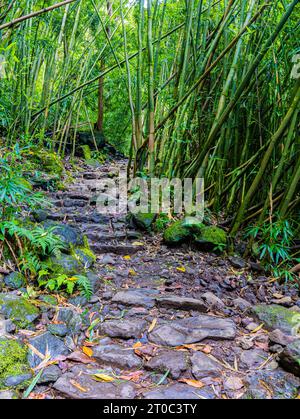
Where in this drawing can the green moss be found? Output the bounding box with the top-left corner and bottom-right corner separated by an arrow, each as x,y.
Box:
132,213 -> 157,231
252,305 -> 300,336
163,220 -> 191,245
199,226 -> 227,245
73,247 -> 96,268
57,182 -> 67,191
181,216 -> 204,234
153,214 -> 170,232
27,149 -> 64,176
0,294 -> 39,329
0,338 -> 29,388
48,254 -> 82,276
70,236 -> 96,269
81,145 -> 92,161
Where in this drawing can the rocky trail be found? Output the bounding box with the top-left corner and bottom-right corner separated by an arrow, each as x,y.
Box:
1,158 -> 300,400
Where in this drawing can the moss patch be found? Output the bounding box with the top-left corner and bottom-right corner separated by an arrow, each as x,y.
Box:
252,305 -> 300,336
199,226 -> 227,245
73,247 -> 96,269
0,338 -> 29,388
132,213 -> 157,232
0,294 -> 40,329
194,226 -> 227,251
163,220 -> 191,245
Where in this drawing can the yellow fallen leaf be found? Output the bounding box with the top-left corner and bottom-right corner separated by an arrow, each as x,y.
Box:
129,268 -> 137,276
82,346 -> 93,358
251,324 -> 264,334
123,255 -> 131,261
132,242 -> 144,247
179,378 -> 205,388
70,380 -> 88,392
133,341 -> 142,349
93,373 -> 115,382
148,318 -> 157,333
177,266 -> 186,273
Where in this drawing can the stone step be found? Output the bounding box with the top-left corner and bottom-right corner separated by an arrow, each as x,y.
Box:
91,242 -> 144,255
50,192 -> 90,201
86,232 -> 128,241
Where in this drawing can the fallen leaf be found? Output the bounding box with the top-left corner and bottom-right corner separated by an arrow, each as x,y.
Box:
133,341 -> 142,349
251,324 -> 264,334
119,371 -> 143,382
179,379 -> 205,388
176,266 -> 186,273
70,380 -> 88,393
129,268 -> 137,276
67,351 -> 94,364
148,318 -> 157,333
132,242 -> 144,247
92,373 -> 115,382
175,343 -> 212,354
123,255 -> 131,261
82,346 -> 93,358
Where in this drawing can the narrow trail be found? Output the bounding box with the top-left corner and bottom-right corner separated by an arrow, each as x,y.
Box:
31,158 -> 300,399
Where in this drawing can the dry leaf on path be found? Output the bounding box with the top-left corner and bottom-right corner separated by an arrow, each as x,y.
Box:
70,380 -> 88,392
148,318 -> 157,333
92,373 -> 115,382
179,379 -> 205,388
82,346 -> 93,358
119,371 -> 144,382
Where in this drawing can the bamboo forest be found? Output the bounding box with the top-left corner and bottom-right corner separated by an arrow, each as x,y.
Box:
0,0 -> 300,402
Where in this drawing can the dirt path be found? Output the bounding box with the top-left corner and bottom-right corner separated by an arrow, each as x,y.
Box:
4,158 -> 299,400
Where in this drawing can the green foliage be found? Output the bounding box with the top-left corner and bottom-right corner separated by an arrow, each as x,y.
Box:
0,147 -> 63,279
153,213 -> 170,232
247,217 -> 296,281
0,338 -> 29,388
38,271 -> 93,300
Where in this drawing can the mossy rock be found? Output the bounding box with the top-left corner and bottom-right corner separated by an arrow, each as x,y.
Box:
163,220 -> 192,245
0,294 -> 40,329
4,272 -> 25,290
181,216 -> 205,234
39,295 -> 58,306
81,145 -> 92,161
194,226 -> 227,252
131,213 -> 157,232
48,254 -> 83,276
31,149 -> 64,176
73,247 -> 96,269
30,173 -> 60,192
0,338 -> 30,388
44,222 -> 84,251
252,305 -> 300,336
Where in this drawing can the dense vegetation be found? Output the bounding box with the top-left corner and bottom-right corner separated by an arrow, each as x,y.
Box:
0,0 -> 300,282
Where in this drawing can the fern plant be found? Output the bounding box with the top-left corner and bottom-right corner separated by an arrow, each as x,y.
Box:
38,271 -> 93,300
0,220 -> 64,277
0,146 -> 63,279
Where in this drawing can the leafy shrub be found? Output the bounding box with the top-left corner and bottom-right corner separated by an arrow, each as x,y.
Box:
247,217 -> 296,282
0,146 -> 63,278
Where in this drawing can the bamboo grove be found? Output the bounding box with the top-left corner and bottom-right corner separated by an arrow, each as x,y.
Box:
0,0 -> 299,236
